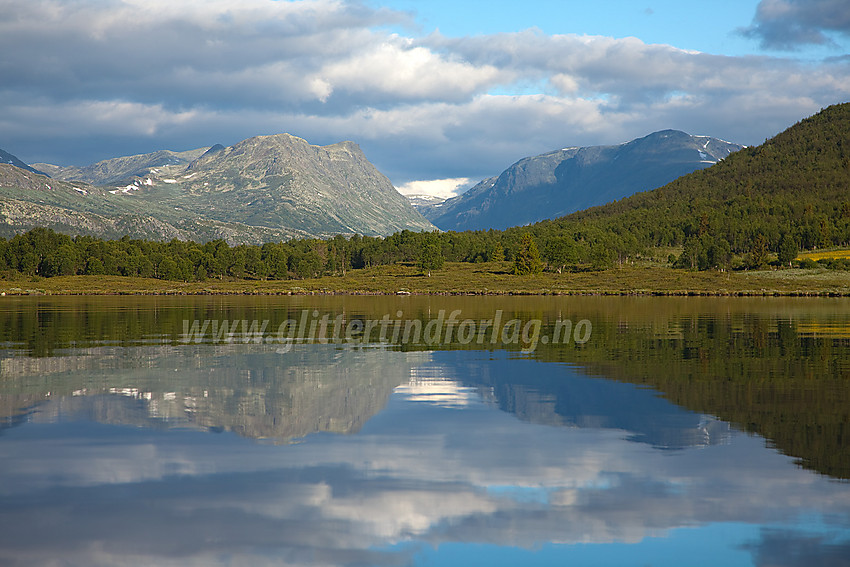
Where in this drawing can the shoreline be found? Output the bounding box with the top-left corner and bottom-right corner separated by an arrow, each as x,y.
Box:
3,262 -> 850,297
3,287 -> 850,299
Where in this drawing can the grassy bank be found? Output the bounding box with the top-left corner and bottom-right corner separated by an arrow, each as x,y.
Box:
3,261 -> 850,296
796,248 -> 850,261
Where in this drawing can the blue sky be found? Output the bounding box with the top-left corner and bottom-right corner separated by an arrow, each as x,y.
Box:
0,0 -> 848,196
376,0 -> 847,57
377,0 -> 759,55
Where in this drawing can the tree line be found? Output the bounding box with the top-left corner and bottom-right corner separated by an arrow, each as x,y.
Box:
0,210 -> 843,283
0,225 -> 631,281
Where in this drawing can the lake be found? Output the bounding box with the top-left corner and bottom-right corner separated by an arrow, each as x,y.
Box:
0,295 -> 848,566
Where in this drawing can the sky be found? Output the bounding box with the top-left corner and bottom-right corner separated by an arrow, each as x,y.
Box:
1,0 -> 849,198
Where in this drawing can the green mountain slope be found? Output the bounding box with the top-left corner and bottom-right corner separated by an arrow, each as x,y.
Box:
0,165 -> 314,243
529,103 -> 850,263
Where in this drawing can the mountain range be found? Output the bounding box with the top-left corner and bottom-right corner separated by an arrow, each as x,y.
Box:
421,130 -> 743,231
0,128 -> 746,242
0,135 -> 434,244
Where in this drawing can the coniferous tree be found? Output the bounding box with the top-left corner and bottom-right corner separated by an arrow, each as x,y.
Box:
747,234 -> 770,269
513,232 -> 542,275
778,234 -> 798,267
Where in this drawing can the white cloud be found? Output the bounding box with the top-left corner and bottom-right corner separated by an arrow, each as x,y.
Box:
317,38 -> 504,101
395,178 -> 473,199
0,0 -> 847,185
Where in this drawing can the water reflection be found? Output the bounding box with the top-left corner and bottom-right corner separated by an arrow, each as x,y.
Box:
442,352 -> 732,449
3,295 -> 848,478
0,297 -> 848,566
0,344 -> 415,441
0,348 -> 848,566
0,342 -> 729,450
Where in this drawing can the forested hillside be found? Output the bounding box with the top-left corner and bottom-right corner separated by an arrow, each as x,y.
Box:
537,102 -> 850,269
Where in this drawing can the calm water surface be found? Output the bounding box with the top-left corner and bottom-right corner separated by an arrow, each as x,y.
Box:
0,296 -> 848,566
